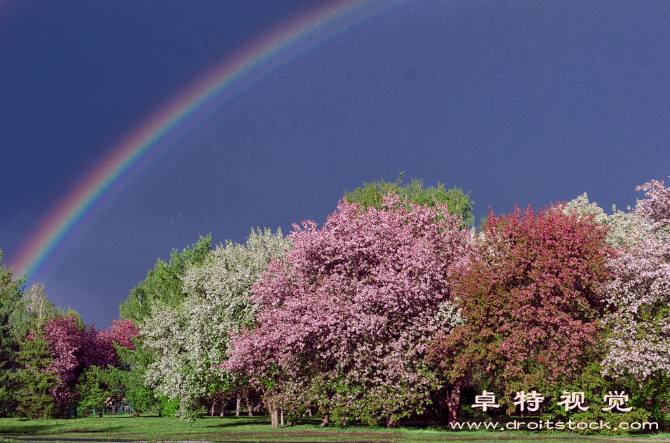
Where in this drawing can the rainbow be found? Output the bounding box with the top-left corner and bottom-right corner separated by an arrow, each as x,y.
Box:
13,0 -> 410,281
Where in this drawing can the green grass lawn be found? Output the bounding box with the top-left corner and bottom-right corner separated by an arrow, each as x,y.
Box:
1,414 -> 670,443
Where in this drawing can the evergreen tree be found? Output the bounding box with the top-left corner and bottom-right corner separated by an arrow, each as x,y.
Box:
0,248 -> 26,416
75,366 -> 110,416
13,333 -> 59,419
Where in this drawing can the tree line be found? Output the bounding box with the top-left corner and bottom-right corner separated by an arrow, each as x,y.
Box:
0,175 -> 668,433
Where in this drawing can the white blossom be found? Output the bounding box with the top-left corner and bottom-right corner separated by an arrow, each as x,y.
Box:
141,227 -> 291,421
565,191 -> 670,381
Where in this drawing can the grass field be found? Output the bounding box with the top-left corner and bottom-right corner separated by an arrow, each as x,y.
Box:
2,414 -> 670,443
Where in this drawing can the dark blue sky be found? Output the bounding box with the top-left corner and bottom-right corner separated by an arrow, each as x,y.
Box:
1,0 -> 669,328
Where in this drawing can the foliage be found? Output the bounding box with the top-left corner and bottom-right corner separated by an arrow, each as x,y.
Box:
600,218 -> 670,378
142,228 -> 290,422
120,235 -> 212,324
107,317 -> 140,351
71,319 -> 145,414
571,406 -> 653,435
0,249 -> 25,313
117,235 -> 211,417
13,334 -> 59,419
158,395 -> 180,417
38,312 -> 135,409
563,192 -> 639,249
42,312 -> 108,407
6,176 -> 670,432
599,178 -> 670,419
105,334 -> 157,414
427,203 -> 615,414
75,366 -> 110,415
0,249 -> 26,415
21,283 -> 55,334
225,193 -> 471,427
564,181 -> 670,418
344,173 -> 475,227
561,187 -> 670,421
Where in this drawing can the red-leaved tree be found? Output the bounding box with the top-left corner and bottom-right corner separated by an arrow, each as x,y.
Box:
224,193 -> 471,427
427,203 -> 615,422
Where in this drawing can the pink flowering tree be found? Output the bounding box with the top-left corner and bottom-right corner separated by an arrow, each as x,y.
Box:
40,312 -> 120,409
106,317 -> 140,351
42,313 -> 87,408
600,178 -> 670,415
224,193 -> 471,427
635,178 -> 670,229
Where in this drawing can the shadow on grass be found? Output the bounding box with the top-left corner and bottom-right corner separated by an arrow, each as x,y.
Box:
76,414 -> 155,419
1,422 -> 126,437
201,415 -> 347,430
0,423 -> 60,434
204,415 -> 273,428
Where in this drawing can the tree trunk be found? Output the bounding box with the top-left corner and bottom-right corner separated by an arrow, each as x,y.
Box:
308,407 -> 312,417
387,416 -> 398,428
236,394 -> 241,416
244,396 -> 254,417
270,407 -> 279,428
321,413 -> 329,427
210,402 -> 216,416
446,380 -> 463,425
280,409 -> 284,427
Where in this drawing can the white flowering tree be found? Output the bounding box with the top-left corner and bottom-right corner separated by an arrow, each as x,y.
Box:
141,228 -> 291,421
565,180 -> 670,411
600,180 -> 670,385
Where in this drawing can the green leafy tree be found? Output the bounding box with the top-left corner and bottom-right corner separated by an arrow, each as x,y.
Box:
101,339 -> 158,415
119,235 -> 212,324
344,173 -> 475,227
22,283 -> 56,333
